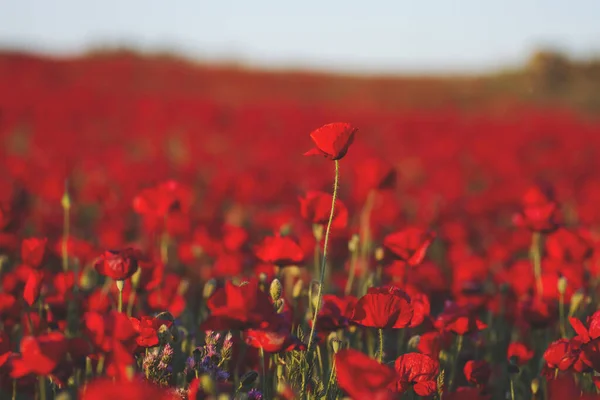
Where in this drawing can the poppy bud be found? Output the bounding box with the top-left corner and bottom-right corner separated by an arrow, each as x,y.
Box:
531,378 -> 540,394
569,289 -> 585,317
270,278 -> 283,301
348,234 -> 360,253
374,247 -> 385,262
203,279 -> 216,299
328,332 -> 342,353
177,279 -> 189,295
239,371 -> 259,390
407,335 -> 421,350
312,224 -> 324,242
292,280 -> 303,299
61,190 -> 71,211
259,273 -> 267,284
557,276 -> 567,295
130,266 -> 142,289
200,374 -> 216,395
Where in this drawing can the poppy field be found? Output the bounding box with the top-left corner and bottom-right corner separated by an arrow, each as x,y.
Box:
2,52 -> 600,399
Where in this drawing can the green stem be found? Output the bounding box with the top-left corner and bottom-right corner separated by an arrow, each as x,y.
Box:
303,160 -> 340,395
127,291 -> 136,317
39,375 -> 46,400
559,292 -> 567,338
510,376 -> 515,400
344,237 -> 359,296
61,184 -> 70,273
259,347 -> 267,398
324,358 -> 337,400
378,328 -> 384,363
116,280 -> 124,313
449,335 -> 463,391
118,289 -> 123,313
531,232 -> 543,297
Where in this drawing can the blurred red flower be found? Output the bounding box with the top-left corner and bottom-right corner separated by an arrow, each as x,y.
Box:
21,237 -> 47,268
335,349 -> 396,400
299,190 -> 348,229
464,360 -> 491,386
130,316 -> 173,348
383,227 -> 435,267
513,184 -> 559,232
507,342 -> 534,366
253,234 -> 304,266
94,248 -> 139,281
81,377 -> 178,400
11,332 -> 68,377
200,280 -> 278,331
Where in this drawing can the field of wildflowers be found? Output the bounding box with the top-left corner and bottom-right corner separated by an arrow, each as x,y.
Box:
1,52 -> 600,399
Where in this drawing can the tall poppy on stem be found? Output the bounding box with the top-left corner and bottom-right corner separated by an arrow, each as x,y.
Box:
302,122 -> 356,396
514,184 -> 559,298
94,249 -> 139,313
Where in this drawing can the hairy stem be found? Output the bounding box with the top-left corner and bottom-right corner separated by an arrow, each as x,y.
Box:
303,160 -> 340,397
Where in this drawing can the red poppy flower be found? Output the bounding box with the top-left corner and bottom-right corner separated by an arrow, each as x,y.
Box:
313,294 -> 356,337
435,302 -> 487,335
304,122 -> 357,160
94,248 -> 139,281
83,311 -> 137,353
545,227 -> 592,263
200,280 -> 278,331
132,180 -> 193,218
507,342 -> 534,366
464,360 -> 491,386
253,234 -> 304,266
351,286 -> 413,329
146,273 -> 186,318
404,286 -> 431,328
299,190 -> 348,229
513,183 -> 558,232
335,349 -> 396,400
245,319 -> 306,353
383,228 -> 435,267
588,311 -> 600,339
21,237 -> 47,269
353,156 -> 396,199
544,339 -> 572,370
11,332 -> 68,377
23,269 -> 44,306
0,331 -> 11,368
130,316 -> 173,348
417,331 -> 452,360
394,353 -> 439,396
81,377 -> 178,400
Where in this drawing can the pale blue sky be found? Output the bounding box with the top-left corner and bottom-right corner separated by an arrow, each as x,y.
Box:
0,0 -> 599,73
